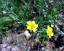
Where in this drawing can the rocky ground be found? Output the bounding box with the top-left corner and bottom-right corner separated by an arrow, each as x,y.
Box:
0,30 -> 64,51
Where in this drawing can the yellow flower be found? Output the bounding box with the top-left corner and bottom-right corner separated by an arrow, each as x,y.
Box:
26,21 -> 38,32
47,25 -> 54,38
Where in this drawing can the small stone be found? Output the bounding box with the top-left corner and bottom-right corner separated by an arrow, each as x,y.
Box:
12,46 -> 21,51
1,48 -> 8,51
1,44 -> 8,48
24,30 -> 31,39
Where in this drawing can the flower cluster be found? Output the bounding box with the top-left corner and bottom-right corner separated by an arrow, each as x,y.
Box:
47,25 -> 54,38
26,21 -> 38,32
